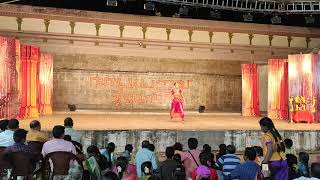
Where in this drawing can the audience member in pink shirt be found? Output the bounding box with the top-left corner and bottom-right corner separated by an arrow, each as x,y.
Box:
177,138 -> 201,179
113,156 -> 138,180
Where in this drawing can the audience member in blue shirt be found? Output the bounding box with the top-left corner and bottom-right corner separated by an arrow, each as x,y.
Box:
227,147 -> 261,180
216,145 -> 241,178
100,142 -> 117,169
135,140 -> 158,177
0,119 -> 19,147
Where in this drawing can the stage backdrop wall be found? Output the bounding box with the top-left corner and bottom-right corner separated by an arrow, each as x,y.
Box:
53,54 -> 242,111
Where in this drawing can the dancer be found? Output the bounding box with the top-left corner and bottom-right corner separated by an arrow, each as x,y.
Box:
170,82 -> 184,121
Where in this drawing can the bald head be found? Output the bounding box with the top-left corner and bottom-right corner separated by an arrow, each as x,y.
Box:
30,120 -> 41,131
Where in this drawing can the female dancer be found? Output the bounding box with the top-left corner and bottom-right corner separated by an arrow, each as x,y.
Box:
259,117 -> 288,180
170,82 -> 185,121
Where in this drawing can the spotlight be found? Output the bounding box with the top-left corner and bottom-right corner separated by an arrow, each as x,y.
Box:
305,15 -> 315,24
210,10 -> 221,18
144,2 -> 155,11
243,13 -> 253,22
271,15 -> 281,24
178,6 -> 189,16
106,0 -> 117,6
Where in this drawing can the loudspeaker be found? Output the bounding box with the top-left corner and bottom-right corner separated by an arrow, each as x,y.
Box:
68,104 -> 76,111
199,106 -> 205,113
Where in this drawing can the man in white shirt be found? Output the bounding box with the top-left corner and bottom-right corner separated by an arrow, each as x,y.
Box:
64,117 -> 82,143
42,125 -> 76,156
0,119 -> 19,147
295,163 -> 320,180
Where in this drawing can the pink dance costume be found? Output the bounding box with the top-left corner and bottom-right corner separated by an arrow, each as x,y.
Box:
170,88 -> 185,120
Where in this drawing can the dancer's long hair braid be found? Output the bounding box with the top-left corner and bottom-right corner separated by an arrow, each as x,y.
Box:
260,117 -> 285,152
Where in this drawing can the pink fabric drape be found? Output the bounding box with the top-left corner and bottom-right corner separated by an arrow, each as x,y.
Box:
38,53 -> 53,115
268,59 -> 288,120
0,37 -> 19,119
288,54 -> 320,123
242,64 -> 260,117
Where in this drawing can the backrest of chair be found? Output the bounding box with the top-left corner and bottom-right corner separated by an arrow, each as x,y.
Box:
7,152 -> 35,176
44,151 -> 79,176
28,141 -> 44,154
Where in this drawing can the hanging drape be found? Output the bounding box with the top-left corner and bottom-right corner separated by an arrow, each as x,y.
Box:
288,54 -> 320,123
0,37 -> 19,119
242,64 -> 260,116
38,53 -> 53,115
19,45 -> 40,118
268,59 -> 288,120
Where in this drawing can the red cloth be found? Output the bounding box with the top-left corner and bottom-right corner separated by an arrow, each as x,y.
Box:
192,168 -> 218,180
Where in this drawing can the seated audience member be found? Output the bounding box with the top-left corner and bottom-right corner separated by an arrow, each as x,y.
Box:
42,125 -> 76,156
227,147 -> 260,180
177,138 -> 201,179
202,144 -> 212,153
64,117 -> 82,143
113,156 -> 137,180
148,144 -> 155,152
192,152 -> 218,180
216,144 -> 227,160
287,154 -> 299,180
26,120 -> 49,142
64,135 -> 83,155
103,171 -> 120,180
87,145 -> 109,172
216,145 -> 240,178
83,151 -> 103,180
135,140 -> 158,177
202,144 -> 216,169
100,142 -> 117,170
0,119 -> 19,147
122,144 -> 134,162
297,152 -> 310,177
159,147 -> 180,180
173,142 -> 183,151
284,139 -> 296,155
294,163 -> 320,180
253,146 -> 263,165
139,161 -> 153,180
0,119 -> 9,132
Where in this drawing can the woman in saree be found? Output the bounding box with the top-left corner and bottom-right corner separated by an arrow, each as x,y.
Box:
170,82 -> 185,121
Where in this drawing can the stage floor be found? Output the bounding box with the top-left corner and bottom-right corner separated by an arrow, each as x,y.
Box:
19,111 -> 320,131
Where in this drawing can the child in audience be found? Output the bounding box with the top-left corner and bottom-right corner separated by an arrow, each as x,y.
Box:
284,139 -> 296,155
297,152 -> 310,177
216,145 -> 240,179
139,161 -> 153,180
253,146 -> 263,165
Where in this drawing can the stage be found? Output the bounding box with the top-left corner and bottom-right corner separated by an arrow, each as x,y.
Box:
19,110 -> 320,131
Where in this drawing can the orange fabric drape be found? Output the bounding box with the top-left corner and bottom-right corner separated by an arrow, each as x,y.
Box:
38,53 -> 53,115
19,45 -> 40,118
0,37 -> 19,119
268,59 -> 288,120
242,64 -> 260,117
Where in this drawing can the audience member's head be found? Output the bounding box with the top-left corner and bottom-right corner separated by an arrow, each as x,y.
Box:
125,144 -> 133,153
116,156 -> 128,179
64,117 -> 74,128
142,140 -> 150,149
173,142 -> 183,151
173,164 -> 186,180
203,144 -> 211,153
103,171 -> 119,180
165,146 -> 175,159
173,153 -> 182,164
284,139 -> 293,149
286,154 -> 298,168
298,151 -> 309,164
219,144 -> 227,153
141,161 -> 153,176
0,119 -> 9,131
188,138 -> 198,150
52,125 -> 65,139
226,145 -> 236,154
199,152 -> 211,167
107,142 -> 115,153
29,120 -> 41,131
64,135 -> 72,141
87,145 -> 100,156
311,163 -> 320,178
244,147 -> 256,161
13,129 -> 28,143
8,119 -> 19,131
253,146 -> 263,157
148,144 -> 155,152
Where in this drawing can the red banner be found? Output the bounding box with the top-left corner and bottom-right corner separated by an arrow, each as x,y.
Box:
242,64 -> 260,116
268,59 -> 288,120
288,54 -> 320,123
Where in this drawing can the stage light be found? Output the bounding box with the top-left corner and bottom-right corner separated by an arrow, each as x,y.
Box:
271,15 -> 281,24
243,13 -> 253,22
178,6 -> 189,16
106,0 -> 117,6
144,2 -> 155,11
210,10 -> 221,18
305,15 -> 315,24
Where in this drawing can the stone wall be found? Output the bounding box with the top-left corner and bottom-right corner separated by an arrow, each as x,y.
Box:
53,54 -> 241,111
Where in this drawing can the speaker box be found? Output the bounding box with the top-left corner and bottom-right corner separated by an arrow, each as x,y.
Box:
68,104 -> 76,112
199,106 -> 205,113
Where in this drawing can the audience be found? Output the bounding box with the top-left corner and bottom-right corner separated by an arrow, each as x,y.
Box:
103,171 -> 119,180
173,142 -> 183,151
287,154 -> 299,180
227,147 -> 261,180
177,138 -> 201,179
216,144 -> 227,160
64,117 -> 82,143
0,119 -> 9,132
42,125 -> 76,156
64,135 -> 84,155
113,156 -> 137,180
253,146 -> 263,165
0,119 -> 19,147
26,120 -> 49,143
122,144 -> 134,162
159,146 -> 180,180
294,163 -> 320,180
86,145 -> 109,172
285,138 -> 297,155
148,144 -> 155,152
135,140 -> 158,177
139,161 -> 153,180
192,152 -> 218,180
216,145 -> 240,179
297,152 -> 310,177
100,142 -> 117,170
